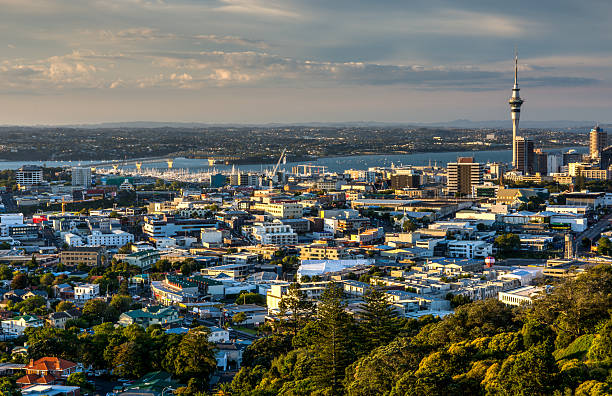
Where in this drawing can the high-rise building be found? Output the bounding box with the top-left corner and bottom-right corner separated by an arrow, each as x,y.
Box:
515,137 -> 534,175
447,157 -> 483,196
563,150 -> 583,166
16,165 -> 43,187
509,54 -> 524,168
589,125 -> 607,159
72,167 -> 92,187
534,149 -> 548,175
547,152 -> 562,174
390,173 -> 421,189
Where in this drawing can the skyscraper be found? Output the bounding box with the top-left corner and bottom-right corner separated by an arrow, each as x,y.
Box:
515,137 -> 534,175
447,157 -> 483,196
509,54 -> 524,168
534,149 -> 548,175
589,125 -> 607,159
72,167 -> 92,187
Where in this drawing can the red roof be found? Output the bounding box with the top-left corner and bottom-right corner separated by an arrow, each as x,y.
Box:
26,357 -> 77,372
17,373 -> 56,385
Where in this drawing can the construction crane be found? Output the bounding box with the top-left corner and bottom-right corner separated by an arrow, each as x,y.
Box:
269,148 -> 287,180
268,148 -> 287,188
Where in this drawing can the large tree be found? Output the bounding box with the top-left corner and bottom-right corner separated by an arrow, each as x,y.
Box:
313,282 -> 355,395
279,282 -> 315,336
170,327 -> 217,390
359,286 -> 400,350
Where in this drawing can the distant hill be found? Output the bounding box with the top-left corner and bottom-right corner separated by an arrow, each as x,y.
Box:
0,120 -> 606,130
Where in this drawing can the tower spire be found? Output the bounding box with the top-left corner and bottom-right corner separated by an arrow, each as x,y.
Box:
514,52 -> 518,86
509,51 -> 524,169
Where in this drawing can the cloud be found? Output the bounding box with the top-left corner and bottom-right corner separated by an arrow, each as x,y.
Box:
213,0 -> 301,18
0,48 -> 600,93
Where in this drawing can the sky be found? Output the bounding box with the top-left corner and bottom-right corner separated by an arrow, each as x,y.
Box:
0,0 -> 611,125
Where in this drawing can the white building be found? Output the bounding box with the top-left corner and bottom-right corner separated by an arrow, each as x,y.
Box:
16,166 -> 43,186
0,214 -> 24,237
498,286 -> 547,306
447,240 -> 492,259
1,315 -> 43,336
201,229 -> 224,244
74,284 -> 100,302
297,259 -> 374,280
251,221 -> 298,246
86,230 -> 134,247
208,326 -> 230,343
72,167 -> 92,187
64,233 -> 84,247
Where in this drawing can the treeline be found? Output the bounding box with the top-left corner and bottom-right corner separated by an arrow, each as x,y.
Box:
0,324 -> 216,395
227,264 -> 612,395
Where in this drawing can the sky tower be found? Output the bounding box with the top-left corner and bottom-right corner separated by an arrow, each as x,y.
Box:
509,54 -> 524,168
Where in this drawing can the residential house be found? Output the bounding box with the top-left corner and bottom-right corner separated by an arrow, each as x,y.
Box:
1,315 -> 43,336
16,357 -> 78,387
118,306 -> 181,328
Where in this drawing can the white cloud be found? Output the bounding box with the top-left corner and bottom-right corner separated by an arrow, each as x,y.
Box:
214,0 -> 301,19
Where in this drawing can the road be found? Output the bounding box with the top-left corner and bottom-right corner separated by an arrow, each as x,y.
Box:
576,214 -> 612,254
0,193 -> 18,213
195,317 -> 259,341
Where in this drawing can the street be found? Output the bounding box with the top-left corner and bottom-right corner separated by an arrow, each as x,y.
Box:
576,213 -> 612,254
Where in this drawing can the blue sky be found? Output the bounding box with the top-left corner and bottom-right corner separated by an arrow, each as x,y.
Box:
0,0 -> 610,124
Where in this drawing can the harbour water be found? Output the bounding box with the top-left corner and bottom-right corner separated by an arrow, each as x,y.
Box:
0,147 -> 587,174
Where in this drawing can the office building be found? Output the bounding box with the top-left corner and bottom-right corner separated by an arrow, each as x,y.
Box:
515,137 -> 534,175
71,167 -> 92,187
250,220 -> 298,245
590,125 -> 607,159
534,149 -> 548,175
447,157 -> 483,196
59,247 -> 106,267
563,150 -> 583,166
390,174 -> 421,189
16,165 -> 43,187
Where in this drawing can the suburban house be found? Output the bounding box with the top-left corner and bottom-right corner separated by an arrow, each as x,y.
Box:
16,357 -> 78,387
1,315 -> 43,336
118,305 -> 180,328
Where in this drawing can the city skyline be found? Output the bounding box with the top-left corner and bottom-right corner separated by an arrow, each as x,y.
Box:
1,0 -> 611,125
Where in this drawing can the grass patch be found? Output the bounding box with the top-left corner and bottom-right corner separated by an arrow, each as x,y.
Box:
233,326 -> 258,335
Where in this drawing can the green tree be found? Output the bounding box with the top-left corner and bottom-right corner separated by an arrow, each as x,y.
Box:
56,301 -> 76,312
232,312 -> 247,326
313,282 -> 355,394
14,295 -> 47,315
10,272 -> 28,289
278,282 -> 315,337
235,292 -> 265,305
596,236 -> 612,256
495,233 -> 521,255
359,286 -> 400,350
0,377 -> 21,396
26,327 -> 80,361
66,372 -> 90,390
484,343 -> 558,396
180,262 -> 192,276
171,327 -> 217,390
110,295 -> 133,313
402,219 -> 417,232
0,265 -> 13,280
40,273 -> 55,287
